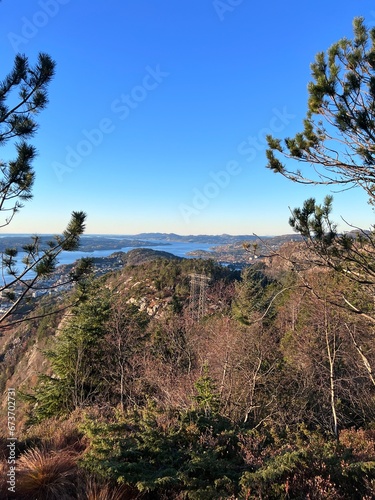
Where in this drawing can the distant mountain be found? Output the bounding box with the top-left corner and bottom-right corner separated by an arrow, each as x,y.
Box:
0,235 -> 167,253
133,233 -> 262,244
0,233 -> 303,256
74,236 -> 168,251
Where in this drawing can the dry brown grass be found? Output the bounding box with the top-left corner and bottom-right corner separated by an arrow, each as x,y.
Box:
77,476 -> 141,500
22,414 -> 87,454
0,459 -> 9,499
1,413 -> 142,499
0,436 -> 9,460
16,446 -> 78,499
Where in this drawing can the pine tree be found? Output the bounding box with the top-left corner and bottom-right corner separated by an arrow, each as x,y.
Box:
26,280 -> 111,422
0,53 -> 87,326
266,17 -> 375,199
265,17 -> 375,323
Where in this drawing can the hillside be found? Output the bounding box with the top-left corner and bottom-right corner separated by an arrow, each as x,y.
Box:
0,250 -> 238,425
1,242 -> 375,499
118,247 -> 182,266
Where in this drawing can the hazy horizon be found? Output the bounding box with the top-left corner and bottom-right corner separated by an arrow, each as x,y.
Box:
0,231 -> 294,238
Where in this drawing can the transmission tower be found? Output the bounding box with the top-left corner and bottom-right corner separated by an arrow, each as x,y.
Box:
189,273 -> 210,321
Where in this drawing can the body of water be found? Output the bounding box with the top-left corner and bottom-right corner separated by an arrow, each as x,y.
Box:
0,240 -> 217,288
57,241 -> 215,266
0,240 -> 216,285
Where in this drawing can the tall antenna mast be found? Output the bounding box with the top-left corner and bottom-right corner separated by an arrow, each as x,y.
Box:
189,273 -> 210,321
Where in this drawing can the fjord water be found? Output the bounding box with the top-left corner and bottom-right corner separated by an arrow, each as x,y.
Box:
1,239 -> 215,276
56,240 -> 215,265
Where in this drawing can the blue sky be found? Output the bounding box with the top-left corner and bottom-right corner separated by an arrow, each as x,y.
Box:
1,0 -> 375,235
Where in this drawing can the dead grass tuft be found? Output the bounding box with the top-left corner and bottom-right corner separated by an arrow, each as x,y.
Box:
16,446 -> 78,499
80,477 -> 139,499
23,415 -> 86,454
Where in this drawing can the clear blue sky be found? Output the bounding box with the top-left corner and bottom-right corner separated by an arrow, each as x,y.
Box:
1,0 -> 375,235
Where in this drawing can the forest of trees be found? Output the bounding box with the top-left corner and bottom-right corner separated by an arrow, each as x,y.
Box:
0,251 -> 374,499
1,14 -> 375,500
